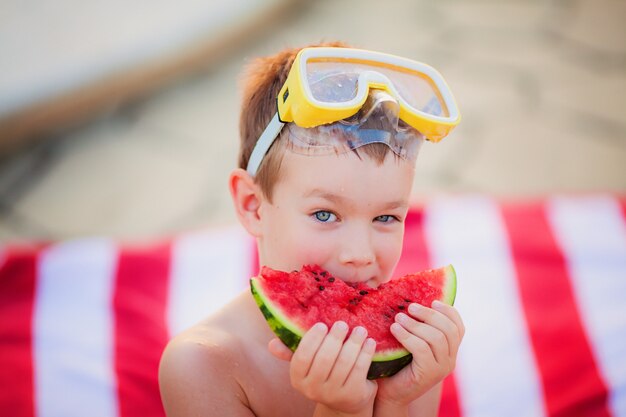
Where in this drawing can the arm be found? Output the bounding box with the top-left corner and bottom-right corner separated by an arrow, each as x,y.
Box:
159,335 -> 255,417
407,383 -> 443,417
374,383 -> 442,417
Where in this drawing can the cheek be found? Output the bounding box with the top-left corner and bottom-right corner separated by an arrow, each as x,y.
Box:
288,228 -> 337,267
266,214 -> 335,269
376,230 -> 405,269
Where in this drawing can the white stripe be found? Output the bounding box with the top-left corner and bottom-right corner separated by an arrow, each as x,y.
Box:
34,238 -> 118,417
167,226 -> 251,336
548,196 -> 626,417
424,196 -> 546,417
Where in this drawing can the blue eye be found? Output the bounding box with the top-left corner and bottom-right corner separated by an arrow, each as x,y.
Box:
375,215 -> 395,223
314,211 -> 336,223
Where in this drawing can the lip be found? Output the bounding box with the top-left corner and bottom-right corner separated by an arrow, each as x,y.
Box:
336,272 -> 380,288
364,277 -> 383,288
323,266 -> 382,287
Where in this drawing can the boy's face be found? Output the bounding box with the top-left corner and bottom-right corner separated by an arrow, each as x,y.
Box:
257,148 -> 415,288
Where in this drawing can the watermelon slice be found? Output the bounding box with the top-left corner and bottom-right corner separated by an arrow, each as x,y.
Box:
250,264 -> 456,379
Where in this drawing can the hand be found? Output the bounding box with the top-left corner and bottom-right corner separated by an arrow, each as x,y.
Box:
269,321 -> 378,416
376,301 -> 465,407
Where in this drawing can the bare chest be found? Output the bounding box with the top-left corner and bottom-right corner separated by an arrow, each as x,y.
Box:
243,350 -> 317,417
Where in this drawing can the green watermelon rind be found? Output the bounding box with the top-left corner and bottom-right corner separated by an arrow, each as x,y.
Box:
250,265 -> 456,379
443,264 -> 457,306
251,278 -> 305,350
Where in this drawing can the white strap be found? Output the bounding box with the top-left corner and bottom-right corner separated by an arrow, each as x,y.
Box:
246,113 -> 285,176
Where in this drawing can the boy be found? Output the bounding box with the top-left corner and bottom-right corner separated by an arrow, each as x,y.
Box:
159,42 -> 465,417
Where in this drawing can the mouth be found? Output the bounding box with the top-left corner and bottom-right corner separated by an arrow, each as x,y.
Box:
323,266 -> 383,288
364,277 -> 384,288
339,274 -> 380,288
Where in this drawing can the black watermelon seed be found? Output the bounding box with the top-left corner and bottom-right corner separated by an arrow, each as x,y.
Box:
328,277 -> 335,283
319,286 -> 325,291
320,271 -> 328,277
314,277 -> 320,282
359,290 -> 369,296
404,299 -> 411,303
398,305 -> 405,310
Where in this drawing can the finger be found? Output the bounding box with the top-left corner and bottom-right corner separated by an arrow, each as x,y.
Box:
345,337 -> 377,385
432,301 -> 466,340
390,322 -> 436,364
306,321 -> 350,383
268,338 -> 294,362
407,303 -> 461,355
327,326 -> 368,385
395,313 -> 448,364
290,323 -> 328,381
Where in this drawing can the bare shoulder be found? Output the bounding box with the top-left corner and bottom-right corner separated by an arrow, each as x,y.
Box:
159,322 -> 254,416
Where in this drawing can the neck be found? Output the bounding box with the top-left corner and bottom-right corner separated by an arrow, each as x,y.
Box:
235,289 -> 276,344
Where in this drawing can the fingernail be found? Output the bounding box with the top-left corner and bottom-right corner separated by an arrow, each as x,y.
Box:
432,300 -> 445,309
390,322 -> 403,333
409,303 -> 421,315
396,312 -> 408,323
333,321 -> 348,332
365,338 -> 376,350
352,326 -> 367,338
313,322 -> 327,332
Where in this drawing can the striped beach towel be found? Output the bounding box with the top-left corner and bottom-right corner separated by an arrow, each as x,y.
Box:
1,195 -> 625,417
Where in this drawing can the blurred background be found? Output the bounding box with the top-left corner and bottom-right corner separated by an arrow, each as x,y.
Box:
0,0 -> 625,242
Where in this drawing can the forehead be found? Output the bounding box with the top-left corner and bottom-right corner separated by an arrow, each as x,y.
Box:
274,149 -> 415,203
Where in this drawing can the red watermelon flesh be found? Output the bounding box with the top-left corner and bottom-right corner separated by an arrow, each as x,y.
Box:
250,264 -> 456,379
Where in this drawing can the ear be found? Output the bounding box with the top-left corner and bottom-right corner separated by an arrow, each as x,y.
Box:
229,168 -> 264,237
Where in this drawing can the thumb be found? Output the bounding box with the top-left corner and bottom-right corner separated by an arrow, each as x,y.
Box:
268,338 -> 294,361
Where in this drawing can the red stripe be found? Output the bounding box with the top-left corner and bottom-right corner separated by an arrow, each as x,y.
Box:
501,203 -> 611,417
438,373 -> 461,417
398,207 -> 462,417
113,242 -> 171,417
0,248 -> 37,417
396,207 -> 430,275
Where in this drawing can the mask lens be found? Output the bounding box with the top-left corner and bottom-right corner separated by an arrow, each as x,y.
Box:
305,58 -> 449,117
306,61 -> 359,102
378,65 -> 448,117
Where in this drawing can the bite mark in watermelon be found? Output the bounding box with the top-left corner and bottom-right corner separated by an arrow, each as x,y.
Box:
250,264 -> 456,379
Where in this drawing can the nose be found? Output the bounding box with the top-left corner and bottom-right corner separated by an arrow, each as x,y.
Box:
338,224 -> 376,268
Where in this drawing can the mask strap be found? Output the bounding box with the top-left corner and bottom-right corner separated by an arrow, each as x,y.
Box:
246,113 -> 285,176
